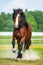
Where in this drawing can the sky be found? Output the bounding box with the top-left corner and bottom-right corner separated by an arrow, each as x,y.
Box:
0,0 -> 43,13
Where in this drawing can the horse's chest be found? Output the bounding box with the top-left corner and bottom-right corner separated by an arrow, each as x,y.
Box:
14,27 -> 29,38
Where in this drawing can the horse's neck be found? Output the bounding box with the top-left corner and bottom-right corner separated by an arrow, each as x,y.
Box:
19,21 -> 28,31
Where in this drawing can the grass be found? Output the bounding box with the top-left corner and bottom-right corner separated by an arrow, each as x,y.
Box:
32,40 -> 43,44
0,35 -> 43,45
0,39 -> 43,45
32,48 -> 43,57
0,36 -> 12,39
0,36 -> 43,39
0,39 -> 11,45
32,36 -> 43,38
0,58 -> 43,65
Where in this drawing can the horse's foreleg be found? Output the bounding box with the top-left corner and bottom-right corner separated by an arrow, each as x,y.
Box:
17,39 -> 23,58
17,36 -> 25,58
17,43 -> 23,58
12,41 -> 15,48
12,37 -> 16,52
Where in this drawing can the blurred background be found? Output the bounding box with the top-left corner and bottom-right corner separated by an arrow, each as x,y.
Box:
0,0 -> 43,59
0,0 -> 43,32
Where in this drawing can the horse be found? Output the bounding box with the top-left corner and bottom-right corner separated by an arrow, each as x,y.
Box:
12,9 -> 32,59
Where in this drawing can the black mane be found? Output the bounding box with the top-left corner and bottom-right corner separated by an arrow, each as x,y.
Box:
13,9 -> 28,29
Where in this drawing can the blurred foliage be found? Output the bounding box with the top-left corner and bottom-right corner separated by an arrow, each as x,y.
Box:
0,9 -> 43,32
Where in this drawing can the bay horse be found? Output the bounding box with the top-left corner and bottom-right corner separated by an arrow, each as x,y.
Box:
12,9 -> 32,59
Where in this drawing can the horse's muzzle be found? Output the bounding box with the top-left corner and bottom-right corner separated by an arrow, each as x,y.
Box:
14,25 -> 19,28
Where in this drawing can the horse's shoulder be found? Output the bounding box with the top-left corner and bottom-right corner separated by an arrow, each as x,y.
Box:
20,26 -> 26,32
28,24 -> 32,30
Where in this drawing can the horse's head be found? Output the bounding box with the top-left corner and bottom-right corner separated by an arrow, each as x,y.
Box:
13,8 -> 26,28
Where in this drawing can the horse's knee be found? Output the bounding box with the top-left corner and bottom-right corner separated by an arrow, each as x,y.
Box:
18,43 -> 23,51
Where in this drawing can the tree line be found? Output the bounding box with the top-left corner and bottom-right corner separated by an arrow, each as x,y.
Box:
0,9 -> 43,32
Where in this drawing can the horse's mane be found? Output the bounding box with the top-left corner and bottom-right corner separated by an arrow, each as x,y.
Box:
13,9 -> 28,29
19,10 -> 28,29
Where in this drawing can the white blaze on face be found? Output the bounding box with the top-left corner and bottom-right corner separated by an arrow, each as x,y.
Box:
15,14 -> 20,28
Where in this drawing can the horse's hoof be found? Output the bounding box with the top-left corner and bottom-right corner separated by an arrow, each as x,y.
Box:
12,48 -> 16,53
16,58 -> 21,60
17,53 -> 22,59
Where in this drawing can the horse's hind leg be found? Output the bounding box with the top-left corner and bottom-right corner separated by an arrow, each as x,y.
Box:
24,40 -> 31,59
25,39 -> 31,50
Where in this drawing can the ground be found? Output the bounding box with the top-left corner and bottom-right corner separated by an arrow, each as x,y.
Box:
0,58 -> 43,65
0,36 -> 43,65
